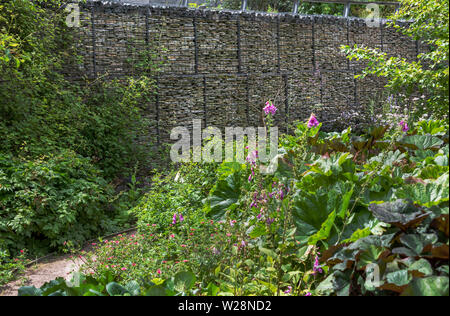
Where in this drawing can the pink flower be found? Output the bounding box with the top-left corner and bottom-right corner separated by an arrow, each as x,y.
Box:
121,267 -> 127,271
284,286 -> 292,294
399,120 -> 409,132
172,213 -> 177,225
305,292 -> 312,296
307,114 -> 320,128
263,101 -> 278,116
157,269 -> 162,274
132,263 -> 137,267
313,255 -> 323,274
181,244 -> 187,248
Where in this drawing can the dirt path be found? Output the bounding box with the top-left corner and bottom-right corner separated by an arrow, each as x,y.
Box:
0,254 -> 83,296
1,228 -> 137,296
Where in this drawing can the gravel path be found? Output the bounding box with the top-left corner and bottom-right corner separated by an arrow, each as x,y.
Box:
0,228 -> 136,296
0,254 -> 83,296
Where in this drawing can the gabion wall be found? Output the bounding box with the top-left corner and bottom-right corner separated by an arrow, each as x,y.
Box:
74,1 -> 419,144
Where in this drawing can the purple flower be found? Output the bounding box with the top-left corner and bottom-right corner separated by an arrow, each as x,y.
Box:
172,213 -> 177,225
313,255 -> 323,274
257,213 -> 263,220
263,101 -> 278,116
179,214 -> 184,223
248,174 -> 252,182
278,188 -> 285,200
305,292 -> 312,296
266,218 -> 275,225
307,114 -> 320,128
399,120 -> 409,132
284,286 -> 292,294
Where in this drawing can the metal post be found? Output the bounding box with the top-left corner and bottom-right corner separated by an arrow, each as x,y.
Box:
293,0 -> 299,14
241,0 -> 247,11
343,2 -> 350,18
182,0 -> 189,7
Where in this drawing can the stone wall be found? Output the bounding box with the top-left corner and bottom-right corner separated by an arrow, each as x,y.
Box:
74,2 -> 418,144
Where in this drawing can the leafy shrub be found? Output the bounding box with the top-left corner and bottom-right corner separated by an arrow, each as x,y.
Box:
0,0 -> 157,258
318,199 -> 449,296
131,171 -> 206,232
0,150 -> 119,255
0,245 -> 28,287
342,0 -> 449,117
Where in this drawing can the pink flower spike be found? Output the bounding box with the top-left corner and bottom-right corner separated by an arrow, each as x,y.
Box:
172,213 -> 177,225
263,101 -> 278,116
399,120 -> 409,132
307,114 -> 320,128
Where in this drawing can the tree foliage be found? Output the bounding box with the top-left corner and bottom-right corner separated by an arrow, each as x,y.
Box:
343,0 -> 449,118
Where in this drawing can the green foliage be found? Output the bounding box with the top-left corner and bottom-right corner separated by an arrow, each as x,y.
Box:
0,150 -> 122,255
18,270 -> 199,296
131,170 -> 206,232
204,163 -> 244,221
0,246 -> 28,287
318,200 -> 449,296
342,0 -> 449,117
0,0 -> 159,258
13,116 -> 448,296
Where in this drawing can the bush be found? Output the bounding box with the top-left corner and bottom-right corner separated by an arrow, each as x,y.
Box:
131,171 -> 206,232
0,150 -> 119,255
0,245 -> 28,287
0,0 -> 157,257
